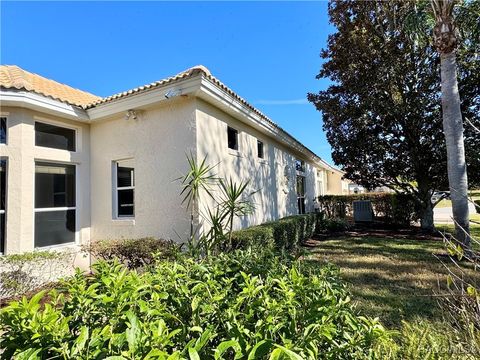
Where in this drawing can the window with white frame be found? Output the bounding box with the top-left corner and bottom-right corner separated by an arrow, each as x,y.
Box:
0,117 -> 6,144
257,140 -> 264,159
114,159 -> 135,218
34,162 -> 76,247
0,158 -> 6,253
35,121 -> 76,151
227,126 -> 238,150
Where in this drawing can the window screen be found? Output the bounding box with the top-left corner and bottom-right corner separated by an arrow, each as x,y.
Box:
35,162 -> 76,247
227,127 -> 238,150
257,140 -> 264,159
35,122 -> 76,151
0,159 -> 6,253
0,118 -> 6,144
115,159 -> 135,217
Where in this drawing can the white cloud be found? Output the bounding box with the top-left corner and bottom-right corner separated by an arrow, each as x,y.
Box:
255,98 -> 309,105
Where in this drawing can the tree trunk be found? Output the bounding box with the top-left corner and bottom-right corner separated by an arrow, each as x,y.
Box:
420,199 -> 434,231
440,51 -> 471,251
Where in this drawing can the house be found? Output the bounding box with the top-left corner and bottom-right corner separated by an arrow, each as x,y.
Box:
0,65 -> 348,256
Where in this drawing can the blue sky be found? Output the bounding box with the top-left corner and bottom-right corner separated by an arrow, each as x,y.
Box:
1,1 -> 335,163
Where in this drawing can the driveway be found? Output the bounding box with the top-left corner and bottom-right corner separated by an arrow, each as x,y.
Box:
434,202 -> 477,224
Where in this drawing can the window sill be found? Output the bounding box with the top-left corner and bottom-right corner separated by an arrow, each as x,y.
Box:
228,149 -> 242,158
112,218 -> 135,225
35,242 -> 78,251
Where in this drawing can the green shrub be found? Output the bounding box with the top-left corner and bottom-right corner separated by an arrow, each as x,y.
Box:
0,250 -> 385,359
231,213 -> 323,250
0,251 -> 73,299
475,200 -> 480,214
317,193 -> 420,226
83,237 -> 178,269
317,218 -> 352,233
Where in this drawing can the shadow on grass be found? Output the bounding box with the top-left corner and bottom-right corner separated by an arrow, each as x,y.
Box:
304,236 -> 480,329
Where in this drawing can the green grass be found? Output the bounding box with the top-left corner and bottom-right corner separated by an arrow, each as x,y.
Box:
435,190 -> 480,209
306,231 -> 480,329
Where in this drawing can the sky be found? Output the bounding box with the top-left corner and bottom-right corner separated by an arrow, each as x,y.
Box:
1,1 -> 336,164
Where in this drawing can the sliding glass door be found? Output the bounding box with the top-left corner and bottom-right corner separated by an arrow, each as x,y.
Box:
34,162 -> 76,247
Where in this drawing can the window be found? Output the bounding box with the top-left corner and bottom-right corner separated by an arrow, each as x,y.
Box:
227,126 -> 238,150
0,117 -> 6,144
317,170 -> 324,196
35,122 -> 76,151
0,159 -> 6,253
295,159 -> 305,173
34,162 -> 76,247
297,175 -> 306,214
257,140 -> 264,159
114,159 -> 135,218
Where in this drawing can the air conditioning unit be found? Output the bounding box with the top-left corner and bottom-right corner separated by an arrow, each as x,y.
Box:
353,200 -> 373,223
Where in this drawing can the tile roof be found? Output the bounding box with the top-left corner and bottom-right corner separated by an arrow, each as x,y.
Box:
0,64 -> 339,171
0,65 -> 101,107
85,65 -> 211,108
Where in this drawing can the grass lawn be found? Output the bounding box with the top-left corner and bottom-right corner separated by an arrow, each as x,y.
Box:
306,226 -> 480,329
435,190 -> 480,208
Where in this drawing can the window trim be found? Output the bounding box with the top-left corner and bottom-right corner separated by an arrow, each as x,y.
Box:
0,117 -> 7,145
33,161 -> 78,249
113,159 -> 135,219
34,117 -> 79,152
227,126 -> 239,151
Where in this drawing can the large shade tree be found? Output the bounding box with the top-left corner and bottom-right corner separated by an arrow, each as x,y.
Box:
308,0 -> 479,231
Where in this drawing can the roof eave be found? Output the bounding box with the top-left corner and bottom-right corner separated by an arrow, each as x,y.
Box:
0,89 -> 90,122
86,76 -> 203,121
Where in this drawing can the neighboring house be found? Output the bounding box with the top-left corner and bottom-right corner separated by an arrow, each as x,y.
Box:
0,64 -> 346,256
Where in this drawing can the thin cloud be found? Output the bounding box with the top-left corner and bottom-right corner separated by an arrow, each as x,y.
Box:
255,98 -> 309,105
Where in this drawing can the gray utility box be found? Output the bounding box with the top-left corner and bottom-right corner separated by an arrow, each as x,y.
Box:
353,200 -> 374,223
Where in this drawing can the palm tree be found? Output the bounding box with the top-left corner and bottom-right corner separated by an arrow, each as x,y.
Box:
431,0 -> 470,251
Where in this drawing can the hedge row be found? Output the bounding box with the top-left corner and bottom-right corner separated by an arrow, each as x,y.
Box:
317,193 -> 421,226
231,213 -> 350,250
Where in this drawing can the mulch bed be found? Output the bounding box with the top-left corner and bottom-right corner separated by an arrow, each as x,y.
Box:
0,281 -> 60,309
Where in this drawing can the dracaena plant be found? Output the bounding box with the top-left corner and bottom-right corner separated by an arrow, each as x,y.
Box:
177,153 -> 218,250
218,177 -> 256,249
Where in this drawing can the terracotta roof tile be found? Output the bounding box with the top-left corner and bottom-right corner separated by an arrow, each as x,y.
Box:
0,64 -> 334,168
0,65 -> 101,107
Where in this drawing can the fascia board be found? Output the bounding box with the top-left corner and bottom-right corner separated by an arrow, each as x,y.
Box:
87,77 -> 203,121
0,90 -> 89,121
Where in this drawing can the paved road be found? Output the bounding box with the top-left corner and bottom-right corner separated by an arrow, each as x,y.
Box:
434,203 -> 477,223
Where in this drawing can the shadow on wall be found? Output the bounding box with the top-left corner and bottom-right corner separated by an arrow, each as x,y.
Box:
195,101 -> 303,232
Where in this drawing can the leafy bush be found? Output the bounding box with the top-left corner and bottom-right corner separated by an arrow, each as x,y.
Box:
231,213 -> 324,250
0,250 -> 385,359
317,193 -> 420,226
317,218 -> 352,233
83,238 -> 178,269
231,213 -> 351,250
0,251 -> 73,299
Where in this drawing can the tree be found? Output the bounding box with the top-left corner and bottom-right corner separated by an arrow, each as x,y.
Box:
431,0 -> 471,251
308,0 -> 479,231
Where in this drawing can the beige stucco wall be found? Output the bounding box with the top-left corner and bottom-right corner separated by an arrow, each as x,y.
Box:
1,95 -> 347,256
0,107 -> 91,255
195,99 -> 324,231
89,97 -> 196,243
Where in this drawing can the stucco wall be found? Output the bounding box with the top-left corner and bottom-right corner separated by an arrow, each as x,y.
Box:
0,107 -> 91,254
195,99 -> 323,231
89,97 -> 196,243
